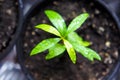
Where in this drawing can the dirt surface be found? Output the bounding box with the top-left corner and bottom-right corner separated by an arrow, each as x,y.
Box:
0,0 -> 18,53
21,0 -> 120,80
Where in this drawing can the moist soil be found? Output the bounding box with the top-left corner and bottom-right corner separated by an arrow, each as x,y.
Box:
21,0 -> 120,80
0,0 -> 18,53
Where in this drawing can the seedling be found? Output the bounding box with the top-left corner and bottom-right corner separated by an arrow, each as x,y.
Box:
30,10 -> 101,64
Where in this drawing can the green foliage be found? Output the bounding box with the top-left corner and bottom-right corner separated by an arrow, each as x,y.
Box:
45,10 -> 67,36
30,10 -> 101,64
67,13 -> 89,34
45,44 -> 65,60
63,39 -> 76,64
30,38 -> 61,56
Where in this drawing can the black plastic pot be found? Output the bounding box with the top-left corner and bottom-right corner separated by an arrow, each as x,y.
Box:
0,0 -> 18,61
16,0 -> 120,80
97,0 -> 120,80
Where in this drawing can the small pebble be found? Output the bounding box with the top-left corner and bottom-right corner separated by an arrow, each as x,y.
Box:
105,34 -> 109,39
27,26 -> 31,30
72,11 -> 76,17
113,50 -> 118,58
15,2 -> 18,5
2,41 -> 6,47
104,56 -> 112,64
92,24 -> 96,28
42,20 -> 47,23
102,71 -> 107,76
95,9 -> 100,14
98,78 -> 103,80
24,43 -> 28,47
104,53 -> 109,57
90,2 -> 94,6
30,39 -> 34,43
6,9 -> 12,15
86,35 -> 90,39
79,65 -> 83,69
91,14 -> 94,18
8,26 -> 12,30
105,41 -> 111,47
82,8 -> 87,12
32,31 -> 36,35
95,73 -> 99,77
97,27 -> 105,35
99,27 -> 105,32
53,1 -> 59,5
25,32 -> 29,36
109,23 -> 113,26
50,78 -> 53,80
31,17 -> 36,21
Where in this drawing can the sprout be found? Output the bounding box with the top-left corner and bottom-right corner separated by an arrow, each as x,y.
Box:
30,10 -> 101,64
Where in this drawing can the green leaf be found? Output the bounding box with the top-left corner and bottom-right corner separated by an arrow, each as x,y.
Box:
35,24 -> 61,37
30,38 -> 61,56
63,39 -> 76,64
67,13 -> 89,34
86,48 -> 101,61
67,32 -> 90,47
68,40 -> 101,61
45,44 -> 65,60
45,10 -> 67,36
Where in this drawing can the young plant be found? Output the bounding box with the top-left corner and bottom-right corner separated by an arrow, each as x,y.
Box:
30,10 -> 101,64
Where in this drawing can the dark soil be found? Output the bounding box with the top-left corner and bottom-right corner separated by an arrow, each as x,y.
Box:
0,0 -> 18,53
21,0 -> 120,80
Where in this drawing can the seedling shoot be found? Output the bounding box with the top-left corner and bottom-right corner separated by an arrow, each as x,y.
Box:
30,10 -> 101,64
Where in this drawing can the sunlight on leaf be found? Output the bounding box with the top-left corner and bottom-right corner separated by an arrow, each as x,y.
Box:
45,10 -> 67,36
35,24 -> 61,37
68,40 -> 101,61
87,48 -> 101,61
30,38 -> 61,56
45,44 -> 65,60
67,13 -> 89,34
63,39 -> 76,64
67,32 -> 90,47
31,9 -> 101,63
